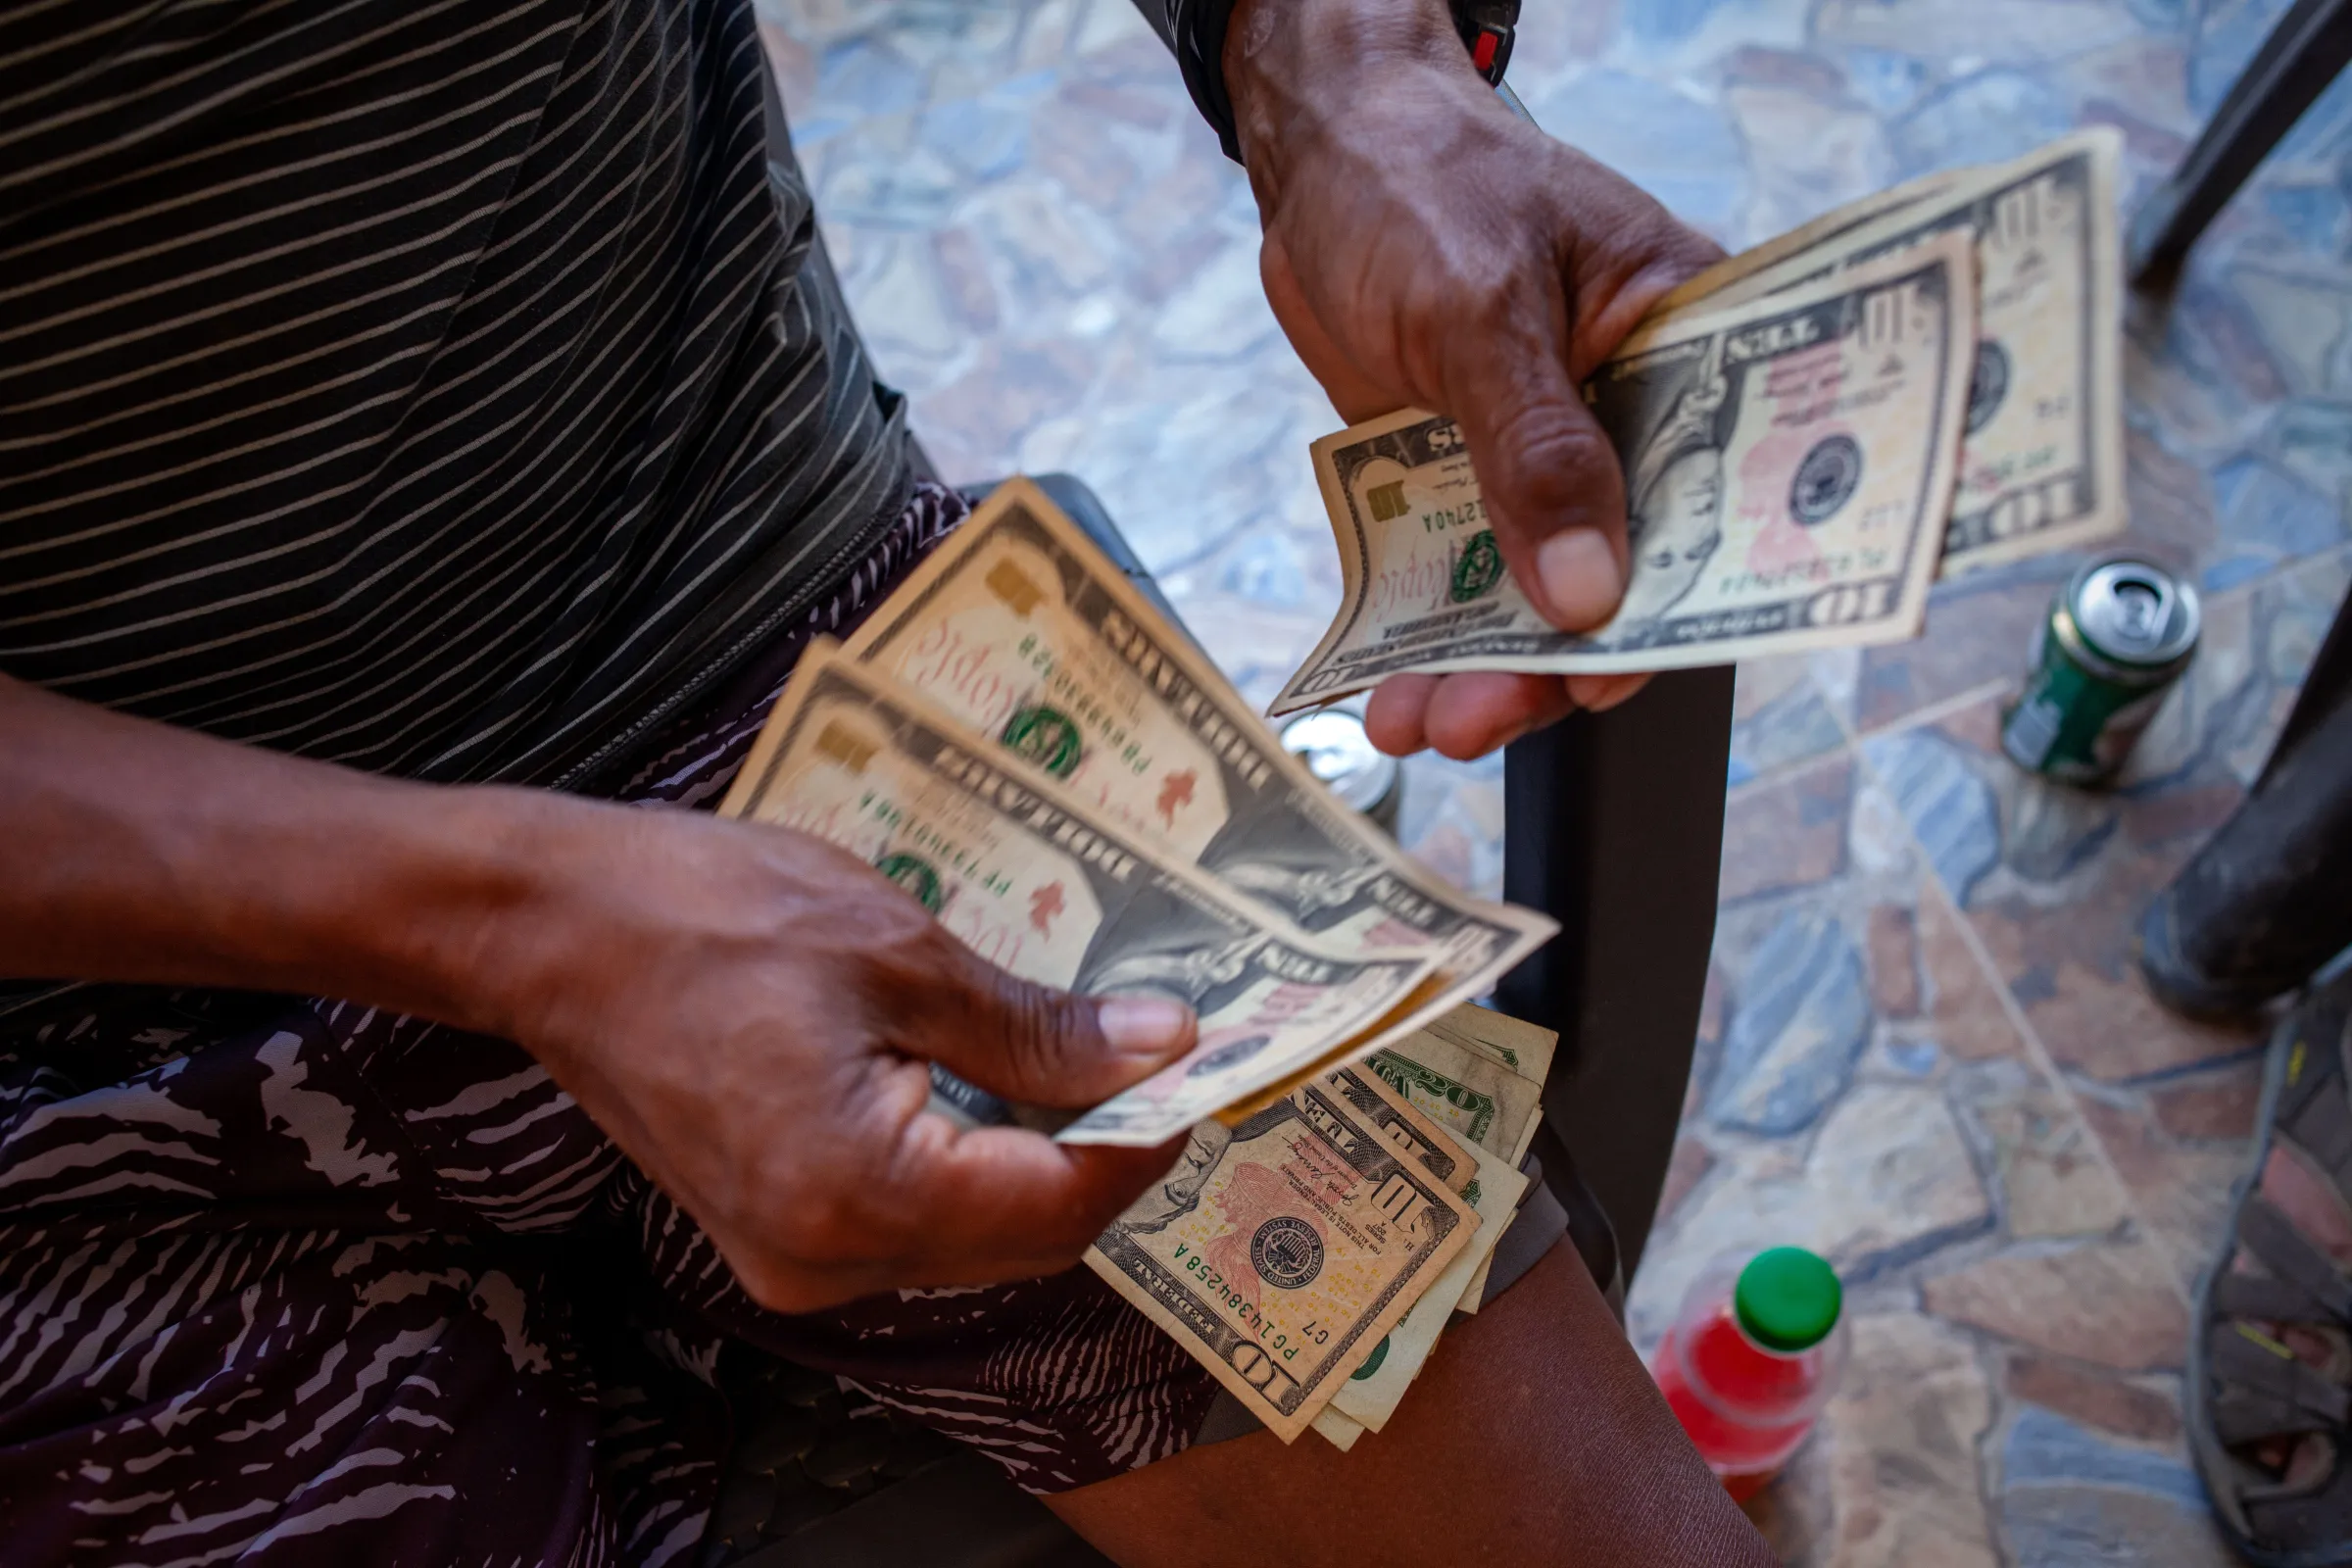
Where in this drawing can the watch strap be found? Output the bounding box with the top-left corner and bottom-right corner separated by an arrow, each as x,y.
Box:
1161,0 -> 1523,164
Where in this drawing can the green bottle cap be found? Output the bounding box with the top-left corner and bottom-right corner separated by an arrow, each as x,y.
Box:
1734,1247 -> 1841,1352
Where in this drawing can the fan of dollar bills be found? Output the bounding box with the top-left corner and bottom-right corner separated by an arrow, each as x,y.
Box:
1271,126 -> 2125,714
719,477 -> 1559,1444
715,123 -> 2131,1451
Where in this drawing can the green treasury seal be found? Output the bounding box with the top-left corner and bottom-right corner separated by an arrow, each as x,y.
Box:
873,853 -> 946,913
999,703 -> 1083,777
1449,529 -> 1504,604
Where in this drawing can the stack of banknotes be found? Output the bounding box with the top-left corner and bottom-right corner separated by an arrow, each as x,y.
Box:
718,478 -> 1560,1443
714,123 -> 2131,1448
1272,126 -> 2125,714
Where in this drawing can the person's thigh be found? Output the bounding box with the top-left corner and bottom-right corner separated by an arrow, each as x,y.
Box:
1044,1238 -> 1774,1568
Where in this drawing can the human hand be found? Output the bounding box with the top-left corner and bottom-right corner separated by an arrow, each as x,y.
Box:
488,799 -> 1197,1313
0,676 -> 1190,1313
1225,0 -> 1724,759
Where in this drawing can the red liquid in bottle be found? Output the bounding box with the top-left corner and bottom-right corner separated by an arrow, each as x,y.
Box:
1649,1248 -> 1845,1499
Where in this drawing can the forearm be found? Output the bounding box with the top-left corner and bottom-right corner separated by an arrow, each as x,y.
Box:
0,673 -> 563,1033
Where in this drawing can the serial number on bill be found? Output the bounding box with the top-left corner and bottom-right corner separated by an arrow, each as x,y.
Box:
1174,1243 -> 1334,1361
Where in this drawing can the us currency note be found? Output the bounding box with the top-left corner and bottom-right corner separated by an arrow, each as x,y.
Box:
1418,1003 -> 1556,1114
1268,231 -> 1977,714
1325,1125 -> 1526,1437
1654,163 -> 1966,318
837,479 -> 1555,989
1332,1055 -> 1477,1197
1371,1003 -> 1556,1311
1666,127 -> 2124,574
1370,1004 -> 1553,1169
1311,1008 -> 1555,1447
1085,1064 -> 1479,1441
719,645 -> 1440,1146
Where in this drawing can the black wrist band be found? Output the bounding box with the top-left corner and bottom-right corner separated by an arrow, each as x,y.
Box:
1172,0 -> 1522,164
1452,0 -> 1518,84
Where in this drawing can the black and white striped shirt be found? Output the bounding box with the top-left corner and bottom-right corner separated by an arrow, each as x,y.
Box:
0,0 -> 1236,793
1,0 -> 918,791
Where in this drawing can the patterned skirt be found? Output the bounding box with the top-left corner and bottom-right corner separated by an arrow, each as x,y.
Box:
0,480 -> 1223,1568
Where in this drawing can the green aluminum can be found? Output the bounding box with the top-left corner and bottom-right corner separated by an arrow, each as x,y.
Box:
2000,556 -> 2200,785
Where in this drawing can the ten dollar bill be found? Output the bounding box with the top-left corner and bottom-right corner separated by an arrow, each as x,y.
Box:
1270,230 -> 1977,712
1663,126 -> 2124,574
720,645 -> 1439,1145
1085,1063 -> 1478,1441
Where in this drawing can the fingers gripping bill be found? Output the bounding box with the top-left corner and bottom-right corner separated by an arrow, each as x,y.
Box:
1269,230 -> 1977,714
719,645 -> 1441,1146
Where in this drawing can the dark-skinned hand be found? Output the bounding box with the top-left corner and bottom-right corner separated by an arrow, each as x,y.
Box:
1226,0 -> 1726,760
501,803 -> 1198,1311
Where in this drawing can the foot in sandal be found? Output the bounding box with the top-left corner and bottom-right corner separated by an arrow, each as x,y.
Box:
2193,964 -> 2352,1566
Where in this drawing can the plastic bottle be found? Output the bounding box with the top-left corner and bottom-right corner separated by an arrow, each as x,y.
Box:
1649,1246 -> 1848,1500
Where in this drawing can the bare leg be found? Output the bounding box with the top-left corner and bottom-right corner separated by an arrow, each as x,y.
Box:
1046,1239 -> 1774,1568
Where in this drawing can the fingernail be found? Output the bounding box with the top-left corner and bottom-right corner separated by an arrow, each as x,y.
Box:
1098,996 -> 1194,1056
1536,530 -> 1623,631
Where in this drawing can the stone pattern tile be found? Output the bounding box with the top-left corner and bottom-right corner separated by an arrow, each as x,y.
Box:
761,0 -> 2352,1562
1639,756 -> 2230,1567
1870,548 -> 2351,1280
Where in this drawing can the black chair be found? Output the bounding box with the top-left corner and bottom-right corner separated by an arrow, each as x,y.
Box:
2124,0 -> 2352,1016
694,473 -> 1735,1567
2129,0 -> 2352,282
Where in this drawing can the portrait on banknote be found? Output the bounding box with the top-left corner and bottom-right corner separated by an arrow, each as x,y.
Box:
1272,233 -> 1978,710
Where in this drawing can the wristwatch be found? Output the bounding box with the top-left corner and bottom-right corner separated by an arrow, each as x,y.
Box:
1170,0 -> 1524,163
1452,0 -> 1519,85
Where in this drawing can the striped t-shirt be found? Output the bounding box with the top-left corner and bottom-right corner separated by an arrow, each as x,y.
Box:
1,0 -> 913,792
0,0 -> 1251,792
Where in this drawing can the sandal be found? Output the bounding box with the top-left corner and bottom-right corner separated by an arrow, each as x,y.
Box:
2192,964 -> 2352,1566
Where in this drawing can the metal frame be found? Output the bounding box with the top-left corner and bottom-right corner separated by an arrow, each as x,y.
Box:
2129,0 -> 2352,282
1497,668 -> 1733,1280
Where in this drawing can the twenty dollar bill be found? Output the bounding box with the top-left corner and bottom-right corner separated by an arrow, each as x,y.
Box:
839,479 -> 1554,987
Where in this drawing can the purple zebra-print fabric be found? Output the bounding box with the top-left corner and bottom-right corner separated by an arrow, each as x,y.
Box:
0,480 -> 1219,1567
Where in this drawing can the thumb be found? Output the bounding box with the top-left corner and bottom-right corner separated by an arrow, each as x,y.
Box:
918,956 -> 1197,1109
1443,319 -> 1631,634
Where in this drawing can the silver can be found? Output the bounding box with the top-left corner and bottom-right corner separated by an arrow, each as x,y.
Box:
1279,706 -> 1402,836
2000,556 -> 2201,785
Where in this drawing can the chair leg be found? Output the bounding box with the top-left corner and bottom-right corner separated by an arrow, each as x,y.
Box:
2130,0 -> 2352,283
2138,590 -> 2352,1013
1496,664 -> 1736,1281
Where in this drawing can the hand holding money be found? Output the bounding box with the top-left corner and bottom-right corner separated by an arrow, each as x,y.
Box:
722,646 -> 1453,1144
1221,0 -> 1731,759
1278,128 -> 2125,718
724,482 -> 1555,1144
499,792 -> 1203,1318
696,124 -> 2132,1448
713,478 -> 1568,1438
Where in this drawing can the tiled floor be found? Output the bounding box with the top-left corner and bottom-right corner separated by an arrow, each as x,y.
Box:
760,0 -> 2351,1561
